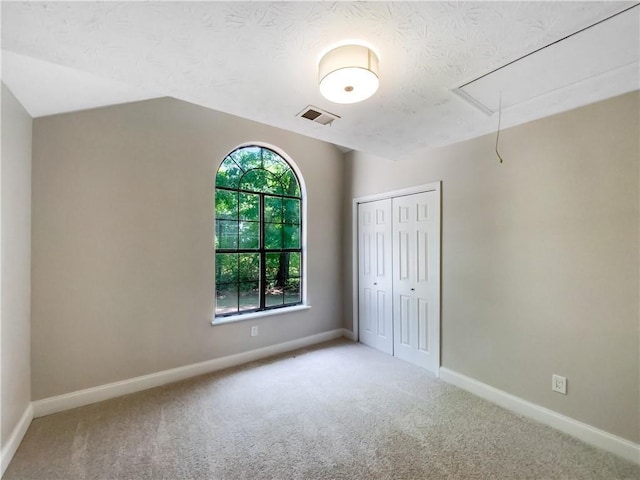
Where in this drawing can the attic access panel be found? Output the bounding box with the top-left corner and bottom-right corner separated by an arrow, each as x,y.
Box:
454,6 -> 639,115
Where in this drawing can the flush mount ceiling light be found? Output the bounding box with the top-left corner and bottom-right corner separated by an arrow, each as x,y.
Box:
318,45 -> 379,104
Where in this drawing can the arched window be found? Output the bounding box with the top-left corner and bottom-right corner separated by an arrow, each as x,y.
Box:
215,145 -> 303,318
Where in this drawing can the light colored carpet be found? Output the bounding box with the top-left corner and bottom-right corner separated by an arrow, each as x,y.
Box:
4,339 -> 639,480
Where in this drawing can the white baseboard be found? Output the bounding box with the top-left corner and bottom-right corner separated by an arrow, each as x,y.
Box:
1,403 -> 33,477
341,328 -> 356,341
33,328 -> 348,418
439,367 -> 640,465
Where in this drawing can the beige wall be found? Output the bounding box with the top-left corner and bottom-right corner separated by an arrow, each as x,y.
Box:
344,91 -> 640,443
31,98 -> 344,400
1,84 -> 32,446
24,88 -> 640,444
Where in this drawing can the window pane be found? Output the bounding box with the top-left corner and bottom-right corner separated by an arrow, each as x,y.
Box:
283,198 -> 300,224
233,147 -> 262,171
281,170 -> 300,197
240,170 -> 284,195
264,196 -> 282,223
239,169 -> 266,193
239,193 -> 259,221
288,252 -> 301,277
239,281 -> 260,311
265,223 -> 283,249
216,284 -> 238,315
215,189 -> 238,220
238,253 -> 260,282
216,157 -> 244,189
265,253 -> 298,290
265,252 -> 284,280
216,253 -> 238,284
216,220 -> 238,249
266,282 -> 284,307
262,150 -> 288,177
239,221 -> 259,249
284,278 -> 301,305
284,224 -> 300,249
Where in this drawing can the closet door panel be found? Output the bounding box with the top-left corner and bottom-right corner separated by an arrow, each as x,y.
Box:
358,199 -> 393,355
393,191 -> 440,373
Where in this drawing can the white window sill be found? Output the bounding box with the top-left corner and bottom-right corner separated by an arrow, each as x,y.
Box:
211,305 -> 311,326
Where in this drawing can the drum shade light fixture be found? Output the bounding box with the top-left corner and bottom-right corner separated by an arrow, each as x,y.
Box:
319,45 -> 379,104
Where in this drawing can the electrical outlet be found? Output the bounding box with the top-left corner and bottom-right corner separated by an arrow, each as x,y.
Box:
250,325 -> 258,337
552,374 -> 567,394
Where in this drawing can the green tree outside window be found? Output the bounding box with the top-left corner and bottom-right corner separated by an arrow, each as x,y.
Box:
215,146 -> 302,317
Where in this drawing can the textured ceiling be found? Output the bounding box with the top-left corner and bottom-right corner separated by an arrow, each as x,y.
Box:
2,2 -> 638,160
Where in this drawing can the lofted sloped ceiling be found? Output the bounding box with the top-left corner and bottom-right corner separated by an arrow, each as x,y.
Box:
1,2 -> 639,160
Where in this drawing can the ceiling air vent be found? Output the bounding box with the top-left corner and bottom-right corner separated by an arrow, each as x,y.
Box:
296,105 -> 340,126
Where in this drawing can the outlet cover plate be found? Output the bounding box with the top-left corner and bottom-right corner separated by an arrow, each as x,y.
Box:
552,374 -> 567,394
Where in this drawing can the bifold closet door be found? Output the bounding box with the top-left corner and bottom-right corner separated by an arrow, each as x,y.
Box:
358,199 -> 393,355
392,191 -> 440,374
